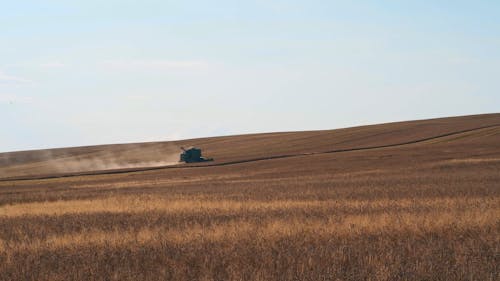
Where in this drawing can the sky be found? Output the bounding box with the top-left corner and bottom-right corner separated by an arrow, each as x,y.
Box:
1,0 -> 499,152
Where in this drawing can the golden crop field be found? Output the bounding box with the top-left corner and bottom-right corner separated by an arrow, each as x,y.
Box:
1,114 -> 499,281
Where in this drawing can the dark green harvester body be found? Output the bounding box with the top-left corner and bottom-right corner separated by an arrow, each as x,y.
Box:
180,147 -> 213,163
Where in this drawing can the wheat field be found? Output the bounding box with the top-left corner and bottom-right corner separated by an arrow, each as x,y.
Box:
1,115 -> 499,281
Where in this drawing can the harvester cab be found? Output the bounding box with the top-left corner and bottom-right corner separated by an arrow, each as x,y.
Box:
180,147 -> 213,163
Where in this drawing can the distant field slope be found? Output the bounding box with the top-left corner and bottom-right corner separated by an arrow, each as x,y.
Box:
1,113 -> 499,179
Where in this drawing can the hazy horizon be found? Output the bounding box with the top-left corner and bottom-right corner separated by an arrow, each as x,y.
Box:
2,1 -> 499,153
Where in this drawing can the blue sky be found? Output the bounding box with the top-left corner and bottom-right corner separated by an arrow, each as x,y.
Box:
1,1 -> 499,152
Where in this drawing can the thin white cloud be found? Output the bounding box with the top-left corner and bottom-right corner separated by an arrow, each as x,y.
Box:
0,93 -> 34,104
101,59 -> 210,71
0,70 -> 32,83
40,62 -> 65,68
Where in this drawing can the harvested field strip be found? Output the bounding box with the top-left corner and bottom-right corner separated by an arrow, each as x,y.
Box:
2,123 -> 499,182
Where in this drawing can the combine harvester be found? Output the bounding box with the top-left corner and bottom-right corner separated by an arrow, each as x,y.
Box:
179,147 -> 213,163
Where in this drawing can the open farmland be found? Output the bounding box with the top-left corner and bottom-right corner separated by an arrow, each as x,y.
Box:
0,114 -> 499,280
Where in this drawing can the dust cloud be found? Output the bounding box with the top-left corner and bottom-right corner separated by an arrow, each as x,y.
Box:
51,153 -> 181,173
0,145 -> 182,177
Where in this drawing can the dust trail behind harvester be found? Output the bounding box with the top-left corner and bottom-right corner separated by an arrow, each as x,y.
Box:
0,143 -> 181,178
50,152 -> 180,173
